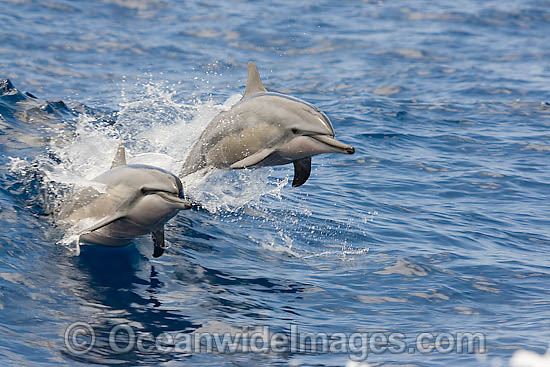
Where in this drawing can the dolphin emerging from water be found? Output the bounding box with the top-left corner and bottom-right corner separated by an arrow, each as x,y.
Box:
181,62 -> 355,187
60,144 -> 191,257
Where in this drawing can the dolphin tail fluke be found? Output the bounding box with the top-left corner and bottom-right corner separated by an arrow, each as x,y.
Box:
292,157 -> 311,187
111,142 -> 127,169
152,228 -> 165,258
243,62 -> 267,98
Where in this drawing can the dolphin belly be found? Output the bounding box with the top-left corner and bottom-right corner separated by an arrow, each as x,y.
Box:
79,231 -> 133,247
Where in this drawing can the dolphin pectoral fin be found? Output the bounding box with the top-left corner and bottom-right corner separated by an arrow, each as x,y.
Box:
110,142 -> 127,169
230,148 -> 275,169
80,213 -> 126,236
292,157 -> 311,187
152,228 -> 165,258
243,62 -> 267,99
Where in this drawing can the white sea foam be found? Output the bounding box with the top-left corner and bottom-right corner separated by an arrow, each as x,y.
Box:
509,348 -> 550,367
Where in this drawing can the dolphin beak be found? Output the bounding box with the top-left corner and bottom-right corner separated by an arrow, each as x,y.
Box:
310,135 -> 355,154
155,192 -> 193,210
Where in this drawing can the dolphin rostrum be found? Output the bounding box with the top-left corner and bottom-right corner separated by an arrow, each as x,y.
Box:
61,143 -> 192,257
181,62 -> 355,187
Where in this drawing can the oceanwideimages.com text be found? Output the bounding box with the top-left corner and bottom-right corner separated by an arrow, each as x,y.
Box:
65,322 -> 486,361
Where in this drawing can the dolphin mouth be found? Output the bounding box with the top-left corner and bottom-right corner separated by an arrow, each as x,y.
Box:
310,135 -> 355,154
155,191 -> 193,209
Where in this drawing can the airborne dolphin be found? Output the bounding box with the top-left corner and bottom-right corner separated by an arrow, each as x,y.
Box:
60,144 -> 191,257
181,62 -> 355,187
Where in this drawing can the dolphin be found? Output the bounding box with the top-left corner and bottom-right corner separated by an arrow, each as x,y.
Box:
60,144 -> 192,257
181,62 -> 355,187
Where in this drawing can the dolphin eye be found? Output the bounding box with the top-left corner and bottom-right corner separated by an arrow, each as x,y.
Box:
291,128 -> 299,134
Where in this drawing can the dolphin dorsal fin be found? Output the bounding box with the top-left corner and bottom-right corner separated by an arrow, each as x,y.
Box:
110,142 -> 127,169
243,62 -> 267,98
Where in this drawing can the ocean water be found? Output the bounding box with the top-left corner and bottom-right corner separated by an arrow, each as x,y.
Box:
1,0 -> 550,366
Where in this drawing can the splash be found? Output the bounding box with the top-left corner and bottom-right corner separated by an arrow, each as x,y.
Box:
6,77 -> 371,260
4,78 -> 293,246
39,80 -> 288,217
259,235 -> 370,261
252,199 -> 372,262
183,168 -> 289,214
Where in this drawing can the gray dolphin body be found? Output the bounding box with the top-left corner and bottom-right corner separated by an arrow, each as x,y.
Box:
181,62 -> 355,187
61,144 -> 191,257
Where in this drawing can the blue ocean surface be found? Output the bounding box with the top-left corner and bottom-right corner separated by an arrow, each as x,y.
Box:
1,0 -> 549,366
